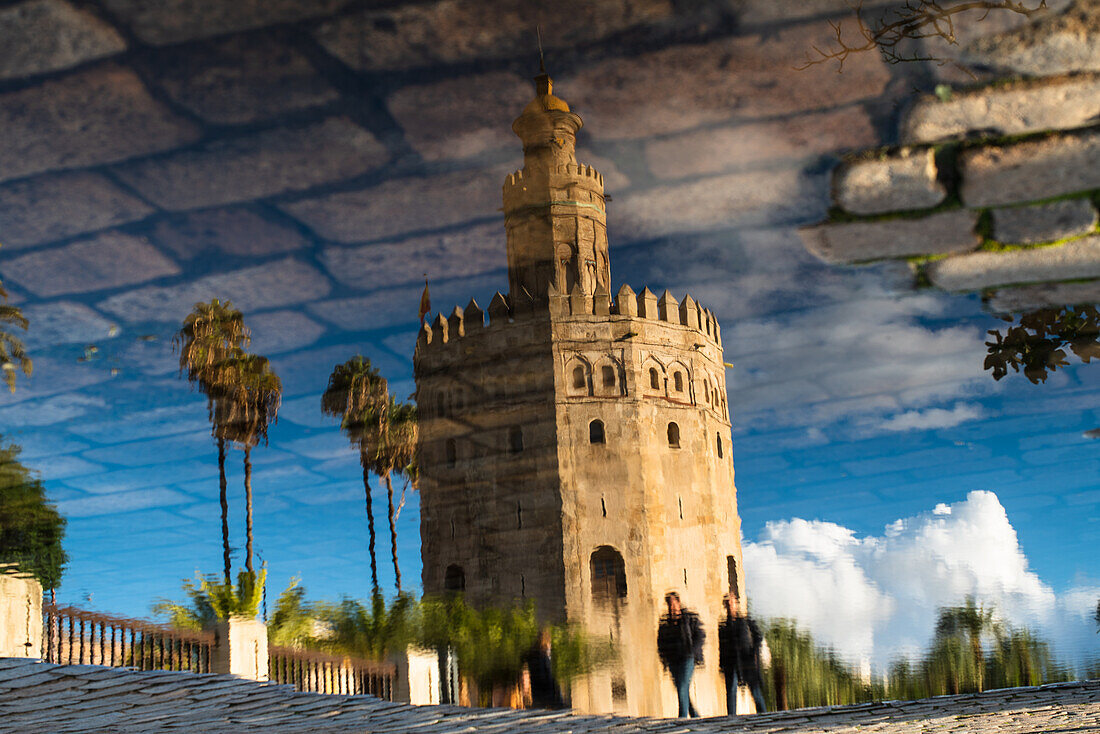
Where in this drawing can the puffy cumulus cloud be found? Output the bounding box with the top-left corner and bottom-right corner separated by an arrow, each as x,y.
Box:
743,491 -> 1094,669
872,402 -> 984,433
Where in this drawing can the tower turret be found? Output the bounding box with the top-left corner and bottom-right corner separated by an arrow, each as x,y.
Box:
504,73 -> 610,305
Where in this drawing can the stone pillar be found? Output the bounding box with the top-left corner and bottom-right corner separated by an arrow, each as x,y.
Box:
389,646 -> 441,705
0,567 -> 43,659
209,616 -> 268,681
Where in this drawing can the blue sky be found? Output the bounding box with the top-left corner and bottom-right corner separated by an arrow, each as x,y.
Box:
0,1 -> 1096,670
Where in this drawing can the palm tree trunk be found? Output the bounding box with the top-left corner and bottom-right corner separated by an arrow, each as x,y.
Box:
218,438 -> 231,584
361,443 -> 378,595
244,444 -> 254,577
385,472 -> 401,593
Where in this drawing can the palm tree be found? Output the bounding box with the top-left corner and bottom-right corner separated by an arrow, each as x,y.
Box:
173,300 -> 250,584
932,598 -> 993,692
214,351 -> 281,579
321,356 -> 388,597
0,275 -> 32,393
369,396 -> 418,594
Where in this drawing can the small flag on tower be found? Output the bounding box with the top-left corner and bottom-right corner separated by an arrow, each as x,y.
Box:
419,276 -> 431,324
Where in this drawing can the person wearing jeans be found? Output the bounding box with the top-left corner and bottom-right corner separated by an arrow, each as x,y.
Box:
657,591 -> 705,717
718,593 -> 768,715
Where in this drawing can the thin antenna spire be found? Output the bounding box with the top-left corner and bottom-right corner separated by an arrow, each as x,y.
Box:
536,25 -> 545,73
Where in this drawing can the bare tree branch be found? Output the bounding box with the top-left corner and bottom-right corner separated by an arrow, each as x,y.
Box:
796,0 -> 1049,73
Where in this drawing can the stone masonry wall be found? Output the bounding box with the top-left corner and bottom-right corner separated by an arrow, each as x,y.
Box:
801,68 -> 1100,314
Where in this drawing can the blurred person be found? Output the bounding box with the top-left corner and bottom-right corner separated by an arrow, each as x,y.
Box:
657,591 -> 705,717
522,627 -> 565,709
718,593 -> 768,715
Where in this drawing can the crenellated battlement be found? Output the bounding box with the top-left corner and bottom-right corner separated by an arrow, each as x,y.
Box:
415,283 -> 721,356
502,163 -> 605,213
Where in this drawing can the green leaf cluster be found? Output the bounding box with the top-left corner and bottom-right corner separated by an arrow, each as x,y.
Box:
0,439 -> 65,590
985,305 -> 1100,384
153,569 -> 266,627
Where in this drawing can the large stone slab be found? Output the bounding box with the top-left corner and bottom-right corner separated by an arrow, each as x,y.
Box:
0,0 -> 126,80
97,258 -> 331,323
111,117 -> 388,210
801,210 -> 980,264
962,0 -> 1100,75
315,0 -> 674,71
319,222 -> 504,290
988,278 -> 1100,313
280,166 -> 505,243
926,235 -> 1100,291
150,207 -> 308,260
616,168 -> 825,240
98,0 -> 349,46
3,232 -> 180,297
644,106 -> 876,180
900,73 -> 1100,144
560,21 -> 891,141
0,171 -> 153,250
992,199 -> 1098,245
959,129 -> 1100,208
832,148 -> 946,215
0,64 -> 199,183
149,33 -> 338,125
387,72 -> 531,162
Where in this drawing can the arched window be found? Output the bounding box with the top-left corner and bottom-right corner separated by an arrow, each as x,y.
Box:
601,365 -> 616,388
436,393 -> 445,417
590,546 -> 627,602
727,556 -> 739,599
667,422 -> 680,448
572,365 -> 586,390
444,564 -> 466,592
508,426 -> 524,453
445,438 -> 456,467
649,368 -> 660,390
589,419 -> 605,444
703,378 -> 710,403
673,371 -> 684,392
716,433 -> 723,459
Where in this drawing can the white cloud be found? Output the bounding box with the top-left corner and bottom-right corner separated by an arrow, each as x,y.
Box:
0,394 -> 106,427
872,402 -> 984,433
743,491 -> 1096,670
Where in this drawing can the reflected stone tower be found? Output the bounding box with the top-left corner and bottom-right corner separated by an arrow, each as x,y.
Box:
413,72 -> 746,717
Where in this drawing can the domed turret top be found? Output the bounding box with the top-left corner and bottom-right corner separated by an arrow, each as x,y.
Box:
522,72 -> 571,115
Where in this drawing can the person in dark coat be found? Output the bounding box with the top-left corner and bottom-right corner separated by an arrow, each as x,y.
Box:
523,628 -> 565,709
657,591 -> 705,717
718,593 -> 767,715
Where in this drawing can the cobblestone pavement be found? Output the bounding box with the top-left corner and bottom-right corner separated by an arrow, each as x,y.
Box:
2,659 -> 1098,733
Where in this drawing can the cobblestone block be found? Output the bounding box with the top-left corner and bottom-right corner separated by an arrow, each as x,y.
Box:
98,0 -> 349,45
3,232 -> 179,297
901,74 -> 1100,144
833,148 -> 946,215
0,171 -> 153,250
150,207 -> 308,260
989,279 -> 1100,313
992,199 -> 1098,245
926,235 -> 1100,291
959,130 -> 1100,208
617,168 -> 824,240
0,64 -> 200,183
98,258 -> 331,322
315,0 -> 674,71
644,106 -> 876,180
387,72 -> 530,162
0,0 -> 125,80
111,117 -> 388,210
561,20 -> 891,140
962,0 -> 1100,75
281,166 -> 504,243
320,222 -> 503,290
149,34 -> 337,125
801,210 -> 979,264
